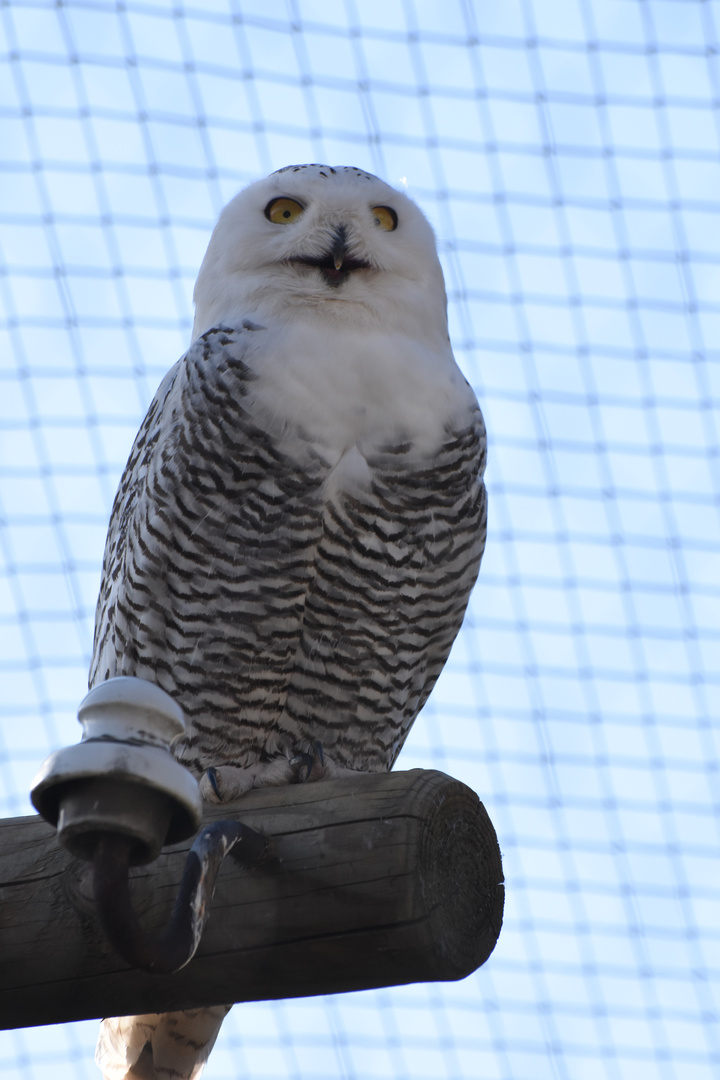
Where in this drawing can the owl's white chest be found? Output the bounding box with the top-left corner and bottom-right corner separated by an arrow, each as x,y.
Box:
246,320 -> 475,469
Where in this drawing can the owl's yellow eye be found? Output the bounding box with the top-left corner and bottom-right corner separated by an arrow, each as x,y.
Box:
371,205 -> 398,232
265,197 -> 305,224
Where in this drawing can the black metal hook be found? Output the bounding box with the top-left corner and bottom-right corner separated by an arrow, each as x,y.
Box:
93,820 -> 267,974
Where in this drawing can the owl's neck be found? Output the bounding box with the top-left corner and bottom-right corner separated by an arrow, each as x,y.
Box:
192,264 -> 449,351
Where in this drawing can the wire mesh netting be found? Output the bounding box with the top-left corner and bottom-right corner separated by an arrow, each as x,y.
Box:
1,0 -> 719,1077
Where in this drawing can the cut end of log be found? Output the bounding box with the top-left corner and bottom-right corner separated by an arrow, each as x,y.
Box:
416,774 -> 504,979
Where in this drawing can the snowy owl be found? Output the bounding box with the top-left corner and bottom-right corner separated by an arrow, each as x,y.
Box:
92,164 -> 487,1080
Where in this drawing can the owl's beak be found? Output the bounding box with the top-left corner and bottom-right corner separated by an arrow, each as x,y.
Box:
289,225 -> 370,288
330,226 -> 349,271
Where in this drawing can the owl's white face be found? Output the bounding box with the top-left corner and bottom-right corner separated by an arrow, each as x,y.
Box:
192,164 -> 449,344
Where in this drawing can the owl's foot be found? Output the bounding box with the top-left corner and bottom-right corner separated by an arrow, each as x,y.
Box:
199,746 -> 360,803
290,743 -> 364,783
290,740 -> 326,782
200,758 -> 296,803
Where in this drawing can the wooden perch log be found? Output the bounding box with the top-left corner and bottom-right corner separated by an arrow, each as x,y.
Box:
0,768 -> 504,1030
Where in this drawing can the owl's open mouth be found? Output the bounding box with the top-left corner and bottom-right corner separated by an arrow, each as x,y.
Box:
290,254 -> 372,288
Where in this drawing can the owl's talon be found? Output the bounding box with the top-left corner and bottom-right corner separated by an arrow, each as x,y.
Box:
205,767 -> 222,801
290,741 -> 326,782
290,751 -> 314,780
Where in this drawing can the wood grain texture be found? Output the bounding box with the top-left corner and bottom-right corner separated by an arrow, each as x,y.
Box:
0,768 -> 503,1030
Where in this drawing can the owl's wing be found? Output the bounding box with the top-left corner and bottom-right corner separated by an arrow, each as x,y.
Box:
89,322 -> 331,770
280,403 -> 487,771
90,356 -> 182,688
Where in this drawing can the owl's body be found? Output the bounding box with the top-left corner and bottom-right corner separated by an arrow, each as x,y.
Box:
93,165 -> 486,1080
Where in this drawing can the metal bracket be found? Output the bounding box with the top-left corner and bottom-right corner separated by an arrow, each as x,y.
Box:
30,677 -> 264,973
93,819 -> 267,973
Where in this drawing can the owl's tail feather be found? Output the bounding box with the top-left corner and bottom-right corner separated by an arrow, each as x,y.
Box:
96,1006 -> 233,1080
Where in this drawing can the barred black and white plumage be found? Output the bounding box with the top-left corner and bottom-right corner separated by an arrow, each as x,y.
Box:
93,164 -> 487,1080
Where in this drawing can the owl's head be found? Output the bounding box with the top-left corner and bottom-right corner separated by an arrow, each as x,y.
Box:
192,165 -> 449,343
